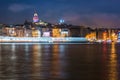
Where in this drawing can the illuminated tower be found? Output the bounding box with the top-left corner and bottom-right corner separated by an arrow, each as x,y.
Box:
33,12 -> 39,23
59,19 -> 65,24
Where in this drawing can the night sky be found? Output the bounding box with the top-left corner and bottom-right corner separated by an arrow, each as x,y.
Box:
0,0 -> 120,28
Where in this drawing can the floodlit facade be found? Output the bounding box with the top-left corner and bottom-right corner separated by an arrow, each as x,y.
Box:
52,28 -> 61,37
61,29 -> 69,37
33,12 -> 39,23
32,29 -> 41,37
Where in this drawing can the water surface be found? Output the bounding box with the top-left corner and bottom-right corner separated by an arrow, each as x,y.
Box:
0,43 -> 120,80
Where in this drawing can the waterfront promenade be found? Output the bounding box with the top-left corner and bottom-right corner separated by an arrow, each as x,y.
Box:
0,36 -> 88,43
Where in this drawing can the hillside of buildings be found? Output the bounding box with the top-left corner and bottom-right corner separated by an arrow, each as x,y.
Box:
0,12 -> 120,42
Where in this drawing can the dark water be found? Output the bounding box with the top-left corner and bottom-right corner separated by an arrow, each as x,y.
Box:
0,43 -> 120,80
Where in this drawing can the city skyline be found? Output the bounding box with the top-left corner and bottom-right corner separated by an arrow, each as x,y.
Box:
0,0 -> 120,28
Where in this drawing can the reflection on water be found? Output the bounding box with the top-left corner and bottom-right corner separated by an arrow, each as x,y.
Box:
50,44 -> 67,79
0,43 -> 120,80
0,44 -> 18,80
108,43 -> 118,80
31,44 -> 42,79
51,44 -> 61,79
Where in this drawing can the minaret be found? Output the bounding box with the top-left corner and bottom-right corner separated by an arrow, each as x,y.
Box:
33,12 -> 39,23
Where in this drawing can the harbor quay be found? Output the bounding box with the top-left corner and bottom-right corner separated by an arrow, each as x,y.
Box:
0,36 -> 88,43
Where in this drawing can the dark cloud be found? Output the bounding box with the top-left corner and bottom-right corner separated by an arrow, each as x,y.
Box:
8,4 -> 33,12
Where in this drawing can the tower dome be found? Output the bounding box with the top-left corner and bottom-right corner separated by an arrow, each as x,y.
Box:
33,12 -> 39,23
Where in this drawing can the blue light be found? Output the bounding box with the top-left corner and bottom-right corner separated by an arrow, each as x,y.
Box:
59,19 -> 65,24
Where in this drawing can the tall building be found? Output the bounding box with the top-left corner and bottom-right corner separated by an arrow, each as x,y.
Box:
33,12 -> 39,23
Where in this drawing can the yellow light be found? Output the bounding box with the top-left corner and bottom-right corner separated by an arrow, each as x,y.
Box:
52,28 -> 61,37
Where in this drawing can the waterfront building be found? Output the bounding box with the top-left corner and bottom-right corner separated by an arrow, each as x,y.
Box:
103,31 -> 107,41
96,28 -> 106,40
69,27 -> 81,37
52,28 -> 61,37
69,26 -> 86,37
41,28 -> 51,37
61,28 -> 69,37
32,29 -> 41,37
16,27 -> 24,37
86,32 -> 96,41
42,31 -> 51,37
2,26 -> 16,37
24,29 -> 32,37
118,31 -> 120,40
